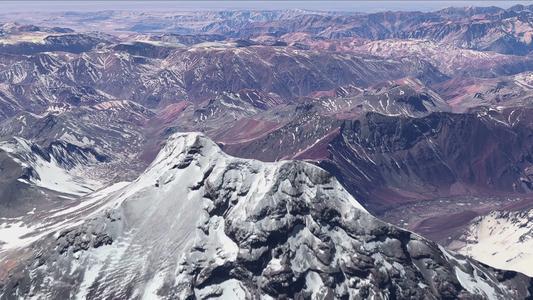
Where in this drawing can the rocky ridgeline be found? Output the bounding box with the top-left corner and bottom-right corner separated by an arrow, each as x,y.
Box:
1,133 -> 531,299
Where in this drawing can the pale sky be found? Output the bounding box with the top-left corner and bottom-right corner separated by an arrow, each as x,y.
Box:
2,1 -> 532,13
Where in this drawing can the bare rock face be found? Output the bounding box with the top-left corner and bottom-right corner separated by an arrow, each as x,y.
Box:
1,133 -> 531,299
320,109 -> 533,213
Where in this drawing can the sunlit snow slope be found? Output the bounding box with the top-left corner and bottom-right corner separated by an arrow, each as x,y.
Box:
450,209 -> 533,277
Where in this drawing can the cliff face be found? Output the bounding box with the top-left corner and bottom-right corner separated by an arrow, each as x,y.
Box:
319,110 -> 533,213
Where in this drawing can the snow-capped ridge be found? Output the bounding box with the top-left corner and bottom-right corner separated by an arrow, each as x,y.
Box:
148,132 -> 219,168
135,132 -> 370,212
1,132 -> 531,299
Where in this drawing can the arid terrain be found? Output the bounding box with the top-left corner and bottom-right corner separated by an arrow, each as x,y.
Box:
0,4 -> 533,299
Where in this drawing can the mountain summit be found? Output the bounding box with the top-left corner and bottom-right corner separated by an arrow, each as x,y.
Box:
1,133 -> 531,299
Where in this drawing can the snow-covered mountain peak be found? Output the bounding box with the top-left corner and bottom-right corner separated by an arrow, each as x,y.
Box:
1,133 -> 532,299
134,132 -> 367,215
147,132 -> 220,172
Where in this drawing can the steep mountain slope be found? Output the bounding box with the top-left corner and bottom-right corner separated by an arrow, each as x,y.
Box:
336,78 -> 452,117
222,107 -> 533,213
0,8 -> 532,296
0,137 -> 105,197
0,40 -> 448,119
321,109 -> 533,212
1,133 -> 532,299
0,148 -> 69,219
0,135 -> 113,222
435,72 -> 533,111
0,101 -> 155,181
449,208 -> 533,277
352,39 -> 533,78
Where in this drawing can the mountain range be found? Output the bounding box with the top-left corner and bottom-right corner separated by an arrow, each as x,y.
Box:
0,4 -> 532,299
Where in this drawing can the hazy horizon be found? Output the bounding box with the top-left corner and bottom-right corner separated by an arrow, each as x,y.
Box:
1,1 -> 532,13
